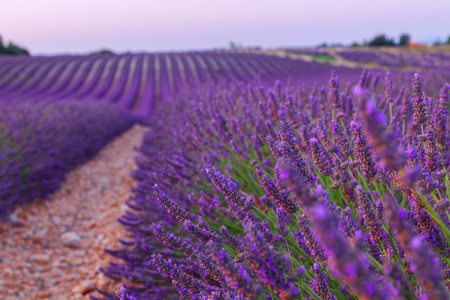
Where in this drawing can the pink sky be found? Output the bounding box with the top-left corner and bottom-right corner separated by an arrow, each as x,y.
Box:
1,0 -> 450,55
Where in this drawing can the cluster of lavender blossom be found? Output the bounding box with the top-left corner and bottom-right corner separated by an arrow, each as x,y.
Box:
101,69 -> 450,299
0,100 -> 138,217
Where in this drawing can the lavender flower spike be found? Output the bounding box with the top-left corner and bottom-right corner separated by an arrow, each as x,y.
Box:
411,73 -> 427,125
385,71 -> 394,104
384,195 -> 448,300
436,83 -> 450,147
331,120 -> 352,158
329,70 -> 341,111
151,253 -> 203,296
256,165 -> 299,213
150,224 -> 195,257
311,263 -> 336,300
310,138 -> 333,177
152,184 -> 197,223
350,122 -> 377,178
204,163 -> 247,209
280,163 -> 386,298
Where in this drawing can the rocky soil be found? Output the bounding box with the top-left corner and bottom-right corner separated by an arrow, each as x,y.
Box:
0,125 -> 147,299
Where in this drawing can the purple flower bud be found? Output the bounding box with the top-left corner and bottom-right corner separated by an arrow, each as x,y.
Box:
411,73 -> 427,125
310,263 -> 336,300
329,70 -> 341,112
184,220 -> 224,245
275,206 -> 289,235
436,83 -> 449,147
425,129 -> 440,172
151,223 -> 195,257
384,196 -> 448,299
331,120 -> 353,158
310,137 -> 333,177
255,165 -> 298,213
350,122 -> 377,178
153,184 -> 198,223
385,71 -> 394,104
151,253 -> 204,296
296,213 -> 326,261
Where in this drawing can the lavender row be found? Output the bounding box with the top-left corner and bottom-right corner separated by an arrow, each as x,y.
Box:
336,49 -> 450,69
0,52 -> 366,117
0,99 -> 138,217
99,68 -> 450,299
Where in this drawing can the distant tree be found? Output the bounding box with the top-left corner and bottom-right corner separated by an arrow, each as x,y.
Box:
230,41 -> 237,50
0,36 -> 5,53
4,42 -> 30,55
317,42 -> 328,48
368,34 -> 395,47
399,34 -> 411,46
447,36 -> 450,44
90,49 -> 115,55
0,36 -> 30,55
350,42 -> 361,47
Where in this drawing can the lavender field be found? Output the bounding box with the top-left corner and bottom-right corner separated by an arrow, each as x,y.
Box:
2,28 -> 450,300
0,52 -> 365,118
99,64 -> 450,299
0,52 -> 367,218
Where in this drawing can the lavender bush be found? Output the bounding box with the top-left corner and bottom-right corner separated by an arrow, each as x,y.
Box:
0,99 -> 138,217
100,69 -> 450,299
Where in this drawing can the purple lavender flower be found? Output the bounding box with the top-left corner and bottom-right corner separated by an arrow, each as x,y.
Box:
436,83 -> 450,147
338,207 -> 359,238
424,129 -> 440,172
241,222 -> 298,299
280,164 -> 386,298
219,226 -> 242,251
153,184 -> 198,223
382,259 -> 415,298
355,187 -> 389,262
385,71 -> 394,104
206,241 -> 261,298
265,136 -> 282,159
255,165 -> 299,213
115,287 -> 138,300
151,253 -> 204,296
411,73 -> 427,125
204,163 -> 248,209
310,263 -> 336,300
275,206 -> 290,235
329,70 -> 341,112
151,224 -> 195,257
410,200 -> 449,256
331,120 -> 353,158
310,137 -> 333,177
384,195 -> 448,299
310,203 -> 386,298
358,69 -> 372,90
350,122 -> 377,178
296,212 -> 327,261
230,139 -> 250,161
183,220 -> 224,245
197,252 -> 227,284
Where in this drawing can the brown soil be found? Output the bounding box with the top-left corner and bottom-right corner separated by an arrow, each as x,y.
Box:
0,125 -> 147,300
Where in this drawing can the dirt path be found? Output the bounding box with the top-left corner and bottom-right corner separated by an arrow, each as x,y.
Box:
0,125 -> 147,300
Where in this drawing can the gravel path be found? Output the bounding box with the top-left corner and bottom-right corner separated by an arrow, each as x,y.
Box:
0,125 -> 147,300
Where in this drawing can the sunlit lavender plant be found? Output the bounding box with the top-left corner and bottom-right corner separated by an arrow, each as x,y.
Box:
103,69 -> 450,300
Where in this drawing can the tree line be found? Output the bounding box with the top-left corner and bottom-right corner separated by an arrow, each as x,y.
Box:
0,36 -> 30,55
